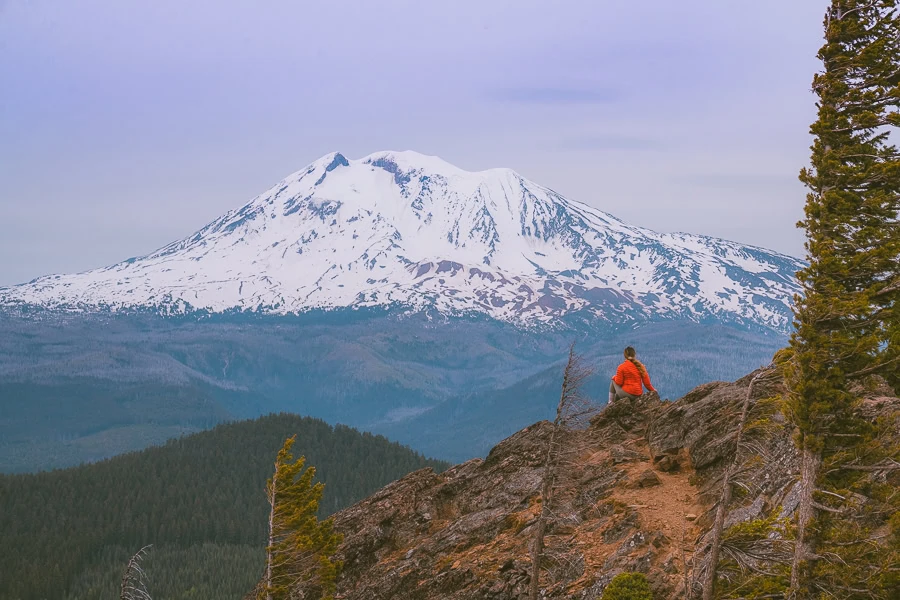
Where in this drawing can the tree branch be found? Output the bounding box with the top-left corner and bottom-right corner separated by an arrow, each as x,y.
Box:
847,355 -> 900,378
812,501 -> 846,515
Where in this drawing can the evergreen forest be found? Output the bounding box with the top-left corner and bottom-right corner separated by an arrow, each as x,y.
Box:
0,413 -> 448,600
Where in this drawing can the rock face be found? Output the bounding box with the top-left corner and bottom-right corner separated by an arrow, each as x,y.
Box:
293,369 -> 898,599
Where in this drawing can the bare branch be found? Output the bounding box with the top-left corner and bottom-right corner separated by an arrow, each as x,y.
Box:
825,459 -> 900,474
815,489 -> 849,502
847,355 -> 900,378
811,501 -> 845,515
120,545 -> 153,600
874,277 -> 900,297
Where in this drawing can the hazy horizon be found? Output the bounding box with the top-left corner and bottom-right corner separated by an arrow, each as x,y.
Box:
0,1 -> 829,286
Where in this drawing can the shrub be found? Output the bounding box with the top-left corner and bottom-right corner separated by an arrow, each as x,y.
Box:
601,572 -> 652,600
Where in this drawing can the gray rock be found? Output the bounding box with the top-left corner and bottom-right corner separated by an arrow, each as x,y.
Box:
609,444 -> 644,464
634,469 -> 662,488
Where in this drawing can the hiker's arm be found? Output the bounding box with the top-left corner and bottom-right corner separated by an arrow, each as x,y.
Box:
642,370 -> 655,392
612,364 -> 625,386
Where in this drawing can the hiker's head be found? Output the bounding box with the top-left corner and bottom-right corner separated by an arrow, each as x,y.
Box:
623,346 -> 646,374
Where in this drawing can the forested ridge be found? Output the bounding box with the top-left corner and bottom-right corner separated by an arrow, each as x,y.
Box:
0,310 -> 787,472
0,413 -> 448,600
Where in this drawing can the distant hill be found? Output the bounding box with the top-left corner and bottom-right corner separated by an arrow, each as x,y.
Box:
376,321 -> 784,461
0,311 -> 786,472
0,413 -> 448,600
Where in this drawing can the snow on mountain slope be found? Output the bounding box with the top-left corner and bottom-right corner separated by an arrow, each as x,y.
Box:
0,151 -> 804,331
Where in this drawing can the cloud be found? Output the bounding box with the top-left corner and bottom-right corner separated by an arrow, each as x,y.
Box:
558,134 -> 662,151
492,86 -> 619,105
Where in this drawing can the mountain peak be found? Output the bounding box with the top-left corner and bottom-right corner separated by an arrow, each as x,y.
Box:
0,151 -> 804,331
360,150 -> 467,175
321,151 -> 350,169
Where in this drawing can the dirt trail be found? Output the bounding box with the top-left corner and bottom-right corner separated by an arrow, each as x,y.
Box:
615,465 -> 704,542
611,441 -> 706,545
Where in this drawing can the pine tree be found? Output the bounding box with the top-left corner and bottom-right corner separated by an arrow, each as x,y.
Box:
261,436 -> 344,600
787,1 -> 900,596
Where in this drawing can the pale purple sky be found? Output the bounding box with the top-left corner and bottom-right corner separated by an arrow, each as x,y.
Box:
0,1 -> 828,286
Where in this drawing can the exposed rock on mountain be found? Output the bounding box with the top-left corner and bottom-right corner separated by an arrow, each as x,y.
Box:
298,369 -> 898,599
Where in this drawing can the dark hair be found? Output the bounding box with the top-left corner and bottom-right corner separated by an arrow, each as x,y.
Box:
624,346 -> 646,376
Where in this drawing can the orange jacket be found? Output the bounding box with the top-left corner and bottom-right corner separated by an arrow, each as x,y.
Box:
612,360 -> 655,396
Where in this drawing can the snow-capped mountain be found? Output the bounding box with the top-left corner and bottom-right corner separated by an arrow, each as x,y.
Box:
0,151 -> 804,331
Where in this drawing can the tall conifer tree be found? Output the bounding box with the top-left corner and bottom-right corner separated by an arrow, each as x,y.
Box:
261,436 -> 343,600
787,1 -> 899,596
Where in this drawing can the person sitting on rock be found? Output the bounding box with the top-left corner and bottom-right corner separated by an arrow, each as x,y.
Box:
609,346 -> 655,404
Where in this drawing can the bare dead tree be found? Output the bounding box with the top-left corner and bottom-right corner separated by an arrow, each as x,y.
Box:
701,368 -> 779,600
529,343 -> 596,600
120,545 -> 153,600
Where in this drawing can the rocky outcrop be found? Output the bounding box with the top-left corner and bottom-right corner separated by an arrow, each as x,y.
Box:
293,369 -> 898,600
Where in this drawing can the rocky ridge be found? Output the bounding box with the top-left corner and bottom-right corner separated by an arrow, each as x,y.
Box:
299,369 -> 898,599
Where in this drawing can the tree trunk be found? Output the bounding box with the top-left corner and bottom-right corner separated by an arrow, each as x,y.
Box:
700,371 -> 765,600
789,444 -> 821,598
528,509 -> 547,600
529,418 -> 559,600
265,468 -> 278,600
529,344 -> 593,600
